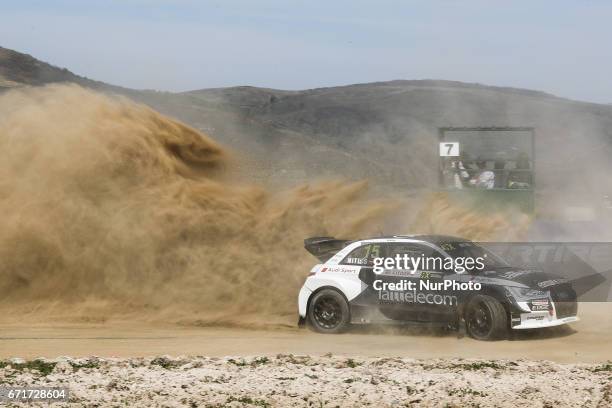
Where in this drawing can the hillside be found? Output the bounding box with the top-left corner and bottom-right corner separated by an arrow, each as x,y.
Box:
0,46 -> 113,90
2,46 -> 612,199
147,81 -> 612,197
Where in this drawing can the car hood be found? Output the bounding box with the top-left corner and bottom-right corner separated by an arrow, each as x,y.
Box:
477,268 -> 569,289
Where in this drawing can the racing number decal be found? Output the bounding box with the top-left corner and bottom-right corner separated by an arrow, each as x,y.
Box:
365,244 -> 381,259
356,244 -> 381,265
344,243 -> 382,266
439,142 -> 459,157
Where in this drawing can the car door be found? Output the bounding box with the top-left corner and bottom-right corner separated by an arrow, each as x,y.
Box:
377,243 -> 458,323
338,242 -> 386,316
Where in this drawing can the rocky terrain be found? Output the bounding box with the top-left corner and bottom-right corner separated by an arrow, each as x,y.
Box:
1,355 -> 611,407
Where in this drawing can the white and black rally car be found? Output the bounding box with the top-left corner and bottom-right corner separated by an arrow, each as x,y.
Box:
298,235 -> 579,340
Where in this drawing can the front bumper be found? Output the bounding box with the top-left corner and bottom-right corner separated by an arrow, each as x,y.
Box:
511,299 -> 579,329
512,312 -> 579,329
511,286 -> 578,330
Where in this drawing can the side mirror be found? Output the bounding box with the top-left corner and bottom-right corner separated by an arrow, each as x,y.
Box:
358,267 -> 375,285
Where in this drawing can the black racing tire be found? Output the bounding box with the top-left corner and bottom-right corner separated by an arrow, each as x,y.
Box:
464,295 -> 508,341
307,289 -> 350,334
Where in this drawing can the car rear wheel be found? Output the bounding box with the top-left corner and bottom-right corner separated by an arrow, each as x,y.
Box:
308,289 -> 350,334
465,295 -> 507,341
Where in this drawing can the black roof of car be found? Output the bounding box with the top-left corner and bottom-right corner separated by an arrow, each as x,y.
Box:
394,235 -> 471,245
361,235 -> 470,244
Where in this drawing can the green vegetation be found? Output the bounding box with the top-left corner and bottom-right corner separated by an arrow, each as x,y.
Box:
448,388 -> 488,397
227,357 -> 270,367
70,359 -> 100,371
449,361 -> 503,371
275,354 -> 312,365
592,363 -> 612,372
0,359 -> 57,376
344,358 -> 362,368
226,396 -> 270,407
150,357 -> 183,369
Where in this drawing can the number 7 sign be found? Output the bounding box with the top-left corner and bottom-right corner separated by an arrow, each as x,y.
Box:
439,142 -> 460,157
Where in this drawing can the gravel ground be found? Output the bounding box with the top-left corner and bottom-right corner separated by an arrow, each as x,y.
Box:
1,355 -> 611,407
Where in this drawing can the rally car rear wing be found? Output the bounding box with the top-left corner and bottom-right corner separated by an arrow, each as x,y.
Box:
304,236 -> 351,262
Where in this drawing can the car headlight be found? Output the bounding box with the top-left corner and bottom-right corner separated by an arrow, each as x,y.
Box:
506,286 -> 549,301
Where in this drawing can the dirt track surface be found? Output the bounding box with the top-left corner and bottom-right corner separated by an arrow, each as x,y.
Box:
1,355 -> 611,407
0,304 -> 610,363
0,305 -> 610,406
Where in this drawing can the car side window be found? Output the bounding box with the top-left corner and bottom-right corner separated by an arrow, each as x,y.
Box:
385,243 -> 447,273
341,243 -> 383,266
386,243 -> 423,260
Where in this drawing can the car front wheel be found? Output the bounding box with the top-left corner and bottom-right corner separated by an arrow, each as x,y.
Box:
307,289 -> 350,334
465,295 -> 508,341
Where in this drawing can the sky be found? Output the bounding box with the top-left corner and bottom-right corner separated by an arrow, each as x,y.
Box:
1,0 -> 611,103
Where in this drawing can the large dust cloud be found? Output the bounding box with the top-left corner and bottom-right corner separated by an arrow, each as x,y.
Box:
0,85 -> 525,327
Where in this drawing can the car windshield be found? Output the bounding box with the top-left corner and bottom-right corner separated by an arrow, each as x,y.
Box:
439,241 -> 510,272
